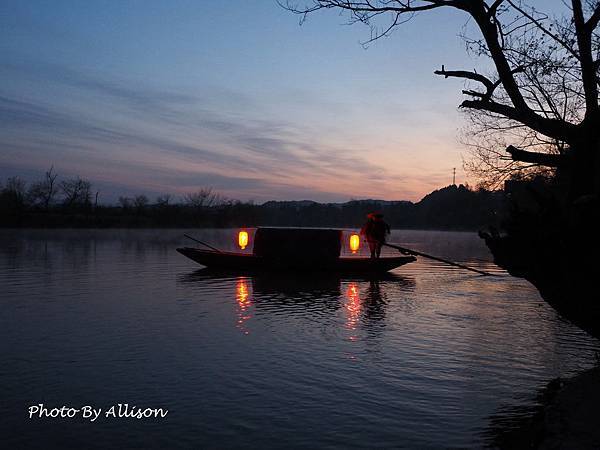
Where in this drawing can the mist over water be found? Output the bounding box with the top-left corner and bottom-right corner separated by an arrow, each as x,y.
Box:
1,229 -> 597,448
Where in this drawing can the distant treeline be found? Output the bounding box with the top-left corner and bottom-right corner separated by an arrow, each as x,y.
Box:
0,169 -> 505,230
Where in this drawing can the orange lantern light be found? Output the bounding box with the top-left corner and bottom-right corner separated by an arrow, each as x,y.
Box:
349,234 -> 360,253
238,230 -> 249,250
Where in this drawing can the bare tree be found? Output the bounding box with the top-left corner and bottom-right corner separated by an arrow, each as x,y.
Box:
156,194 -> 172,206
133,194 -> 149,212
184,188 -> 222,209
60,177 -> 92,208
2,176 -> 27,207
282,0 -> 600,199
118,196 -> 132,209
27,166 -> 59,209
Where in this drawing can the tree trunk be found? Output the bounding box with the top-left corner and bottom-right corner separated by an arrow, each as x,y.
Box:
483,140 -> 600,340
566,139 -> 600,201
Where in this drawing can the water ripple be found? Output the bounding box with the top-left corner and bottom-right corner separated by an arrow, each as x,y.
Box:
1,229 -> 598,449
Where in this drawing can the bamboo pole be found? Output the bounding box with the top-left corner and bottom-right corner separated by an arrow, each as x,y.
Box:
383,242 -> 494,276
184,234 -> 222,253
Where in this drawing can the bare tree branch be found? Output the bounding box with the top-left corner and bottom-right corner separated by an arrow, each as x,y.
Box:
572,0 -> 600,118
435,64 -> 525,101
506,145 -> 566,166
281,0 -> 461,16
435,65 -> 495,90
507,0 -> 580,61
281,0 -> 600,189
460,98 -> 576,141
487,0 -> 506,17
586,4 -> 600,31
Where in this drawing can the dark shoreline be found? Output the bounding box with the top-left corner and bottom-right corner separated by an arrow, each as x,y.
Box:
488,365 -> 600,449
1,184 -> 505,230
0,224 -> 484,231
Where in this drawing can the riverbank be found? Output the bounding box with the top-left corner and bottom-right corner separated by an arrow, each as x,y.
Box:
491,365 -> 600,449
1,184 -> 504,230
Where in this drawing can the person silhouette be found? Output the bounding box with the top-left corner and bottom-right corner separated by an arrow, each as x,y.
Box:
360,212 -> 391,259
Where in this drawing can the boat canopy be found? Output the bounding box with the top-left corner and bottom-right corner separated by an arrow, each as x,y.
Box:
253,227 -> 342,261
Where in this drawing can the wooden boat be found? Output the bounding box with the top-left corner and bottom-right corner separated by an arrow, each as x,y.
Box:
176,247 -> 416,273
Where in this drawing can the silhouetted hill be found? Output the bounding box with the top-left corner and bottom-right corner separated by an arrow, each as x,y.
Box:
0,181 -> 505,230
262,200 -> 319,208
415,184 -> 504,229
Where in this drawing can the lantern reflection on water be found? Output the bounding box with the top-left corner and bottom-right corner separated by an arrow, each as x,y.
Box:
236,277 -> 252,334
238,230 -> 249,250
349,234 -> 360,253
345,282 -> 361,335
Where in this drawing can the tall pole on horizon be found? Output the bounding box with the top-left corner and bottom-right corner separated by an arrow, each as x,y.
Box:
452,168 -> 456,186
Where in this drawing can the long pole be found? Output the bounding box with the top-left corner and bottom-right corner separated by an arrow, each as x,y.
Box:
184,234 -> 222,253
383,242 -> 494,276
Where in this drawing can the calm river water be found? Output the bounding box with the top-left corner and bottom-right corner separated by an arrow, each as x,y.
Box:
1,229 -> 598,449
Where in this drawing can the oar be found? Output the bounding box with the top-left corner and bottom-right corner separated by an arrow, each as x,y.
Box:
383,242 -> 494,276
184,234 -> 222,253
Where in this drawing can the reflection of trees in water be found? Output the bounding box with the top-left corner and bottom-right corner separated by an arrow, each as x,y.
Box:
0,236 -> 35,271
0,233 -> 96,275
119,239 -> 147,261
63,239 -> 94,273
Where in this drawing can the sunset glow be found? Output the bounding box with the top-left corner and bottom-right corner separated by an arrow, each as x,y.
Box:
0,1 -> 479,203
1,1 -> 566,203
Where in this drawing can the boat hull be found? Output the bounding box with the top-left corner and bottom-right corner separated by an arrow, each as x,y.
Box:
176,247 -> 416,273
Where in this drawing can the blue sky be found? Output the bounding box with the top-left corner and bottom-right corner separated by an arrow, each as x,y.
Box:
0,0 -> 564,203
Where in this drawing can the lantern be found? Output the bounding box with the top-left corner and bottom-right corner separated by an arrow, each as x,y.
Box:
349,234 -> 360,253
238,230 -> 249,250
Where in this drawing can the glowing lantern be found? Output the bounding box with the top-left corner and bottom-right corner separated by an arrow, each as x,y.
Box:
349,234 -> 360,253
238,230 -> 249,250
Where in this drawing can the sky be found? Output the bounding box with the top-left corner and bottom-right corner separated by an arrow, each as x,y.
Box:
0,0 -> 565,203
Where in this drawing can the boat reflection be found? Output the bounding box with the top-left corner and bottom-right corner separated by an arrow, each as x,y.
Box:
180,269 -> 415,336
343,279 -> 392,342
364,279 -> 387,323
